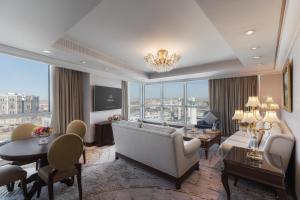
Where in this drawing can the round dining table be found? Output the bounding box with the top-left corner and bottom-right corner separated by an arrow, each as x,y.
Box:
0,133 -> 62,199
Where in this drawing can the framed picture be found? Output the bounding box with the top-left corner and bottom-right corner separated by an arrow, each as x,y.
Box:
282,60 -> 293,112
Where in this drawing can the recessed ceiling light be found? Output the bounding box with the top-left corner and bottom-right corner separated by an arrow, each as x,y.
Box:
80,60 -> 86,64
252,56 -> 261,59
250,46 -> 259,50
42,50 -> 52,54
245,29 -> 256,35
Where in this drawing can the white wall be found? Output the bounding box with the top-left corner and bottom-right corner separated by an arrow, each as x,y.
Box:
281,30 -> 300,198
258,73 -> 282,117
84,74 -> 122,143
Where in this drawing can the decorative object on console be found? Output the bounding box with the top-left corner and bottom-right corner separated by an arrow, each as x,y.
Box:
144,49 -> 180,73
108,114 -> 123,122
232,96 -> 280,160
282,60 -> 293,112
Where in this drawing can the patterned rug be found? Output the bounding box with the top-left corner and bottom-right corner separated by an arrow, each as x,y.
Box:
0,144 -> 292,200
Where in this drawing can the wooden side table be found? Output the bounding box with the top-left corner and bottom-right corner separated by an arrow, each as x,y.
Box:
94,121 -> 114,147
183,129 -> 221,159
222,146 -> 287,200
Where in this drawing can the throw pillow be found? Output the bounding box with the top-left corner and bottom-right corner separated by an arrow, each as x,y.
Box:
203,112 -> 217,125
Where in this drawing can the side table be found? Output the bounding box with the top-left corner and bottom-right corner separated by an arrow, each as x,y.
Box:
222,146 -> 287,199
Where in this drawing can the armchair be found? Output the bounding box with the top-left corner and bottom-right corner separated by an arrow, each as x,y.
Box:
195,111 -> 220,129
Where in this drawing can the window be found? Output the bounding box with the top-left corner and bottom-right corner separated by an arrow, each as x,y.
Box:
128,79 -> 209,125
186,80 -> 209,124
0,53 -> 51,142
163,82 -> 185,124
144,84 -> 162,121
128,82 -> 141,121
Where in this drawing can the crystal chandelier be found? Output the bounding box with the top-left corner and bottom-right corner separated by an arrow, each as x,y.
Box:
144,49 -> 180,73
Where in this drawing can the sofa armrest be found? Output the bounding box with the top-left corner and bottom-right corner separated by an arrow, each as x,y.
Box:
184,138 -> 201,155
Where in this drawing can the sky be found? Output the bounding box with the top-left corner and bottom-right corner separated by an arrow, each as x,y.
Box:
130,80 -> 209,99
0,53 -> 49,100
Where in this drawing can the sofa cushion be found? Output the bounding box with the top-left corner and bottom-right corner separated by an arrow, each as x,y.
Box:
203,112 -> 217,124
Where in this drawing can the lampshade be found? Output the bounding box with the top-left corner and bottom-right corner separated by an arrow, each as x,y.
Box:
254,110 -> 262,121
265,97 -> 274,104
261,103 -> 268,109
241,111 -> 257,123
245,96 -> 261,108
269,103 -> 279,110
263,111 -> 280,123
232,110 -> 244,120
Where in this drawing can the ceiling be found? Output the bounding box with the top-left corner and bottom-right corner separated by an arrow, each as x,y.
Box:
0,0 -> 284,81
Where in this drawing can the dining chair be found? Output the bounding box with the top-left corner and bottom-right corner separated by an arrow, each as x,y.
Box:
0,164 -> 27,199
38,133 -> 83,200
66,120 -> 87,164
10,123 -> 39,168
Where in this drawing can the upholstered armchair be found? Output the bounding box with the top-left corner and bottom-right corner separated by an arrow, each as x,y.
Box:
0,165 -> 27,199
66,120 -> 87,164
196,111 -> 220,129
37,134 -> 83,200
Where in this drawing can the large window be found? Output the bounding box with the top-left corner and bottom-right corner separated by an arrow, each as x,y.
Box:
0,53 -> 51,142
144,84 -> 162,121
128,79 -> 209,125
186,80 -> 209,124
128,82 -> 141,121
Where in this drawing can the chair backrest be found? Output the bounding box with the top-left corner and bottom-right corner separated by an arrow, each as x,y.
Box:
11,123 -> 36,141
66,120 -> 87,139
48,134 -> 83,171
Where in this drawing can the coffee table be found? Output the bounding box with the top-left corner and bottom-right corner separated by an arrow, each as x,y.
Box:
183,129 -> 221,159
222,146 -> 287,200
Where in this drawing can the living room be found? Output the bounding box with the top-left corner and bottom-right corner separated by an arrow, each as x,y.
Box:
0,0 -> 299,199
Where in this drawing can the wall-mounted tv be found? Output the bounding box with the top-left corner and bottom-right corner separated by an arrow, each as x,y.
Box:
93,85 -> 122,111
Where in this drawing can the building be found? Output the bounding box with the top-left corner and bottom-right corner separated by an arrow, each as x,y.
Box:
0,93 -> 39,115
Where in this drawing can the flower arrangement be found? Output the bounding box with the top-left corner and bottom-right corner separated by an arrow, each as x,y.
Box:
33,127 -> 52,137
108,114 -> 123,122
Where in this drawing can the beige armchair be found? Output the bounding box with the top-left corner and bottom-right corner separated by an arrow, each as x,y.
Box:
38,133 -> 83,200
0,165 -> 27,199
66,120 -> 87,164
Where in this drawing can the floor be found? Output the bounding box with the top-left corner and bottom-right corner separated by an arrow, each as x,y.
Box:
0,144 -> 294,200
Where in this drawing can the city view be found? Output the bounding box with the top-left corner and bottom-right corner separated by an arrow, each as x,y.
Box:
129,81 -> 209,124
0,53 -> 51,142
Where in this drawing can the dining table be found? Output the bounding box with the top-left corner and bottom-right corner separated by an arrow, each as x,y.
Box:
0,133 -> 72,199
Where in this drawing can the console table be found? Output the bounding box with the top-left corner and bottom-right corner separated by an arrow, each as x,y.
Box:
94,121 -> 114,147
222,146 -> 287,200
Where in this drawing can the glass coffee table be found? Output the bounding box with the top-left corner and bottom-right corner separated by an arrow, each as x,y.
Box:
183,128 -> 221,159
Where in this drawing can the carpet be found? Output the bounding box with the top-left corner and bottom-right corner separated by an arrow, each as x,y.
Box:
0,144 -> 292,200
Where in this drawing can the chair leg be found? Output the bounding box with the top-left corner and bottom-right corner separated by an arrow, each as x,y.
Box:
37,177 -> 42,198
82,150 -> 86,164
6,182 -> 15,192
76,165 -> 82,200
21,178 -> 28,200
48,179 -> 54,200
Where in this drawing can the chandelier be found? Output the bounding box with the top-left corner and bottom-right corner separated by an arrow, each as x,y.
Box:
144,49 -> 180,73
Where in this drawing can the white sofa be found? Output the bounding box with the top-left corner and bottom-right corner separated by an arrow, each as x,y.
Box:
220,120 -> 294,171
112,121 -> 201,188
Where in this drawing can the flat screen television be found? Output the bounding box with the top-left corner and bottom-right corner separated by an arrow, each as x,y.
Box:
93,86 -> 122,111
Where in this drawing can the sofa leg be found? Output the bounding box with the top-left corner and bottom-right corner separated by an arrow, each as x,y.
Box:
115,152 -> 119,160
175,181 -> 181,190
195,163 -> 199,171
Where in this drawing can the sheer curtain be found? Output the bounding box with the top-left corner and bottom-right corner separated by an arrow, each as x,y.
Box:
51,67 -> 84,133
121,80 -> 128,120
209,76 -> 258,136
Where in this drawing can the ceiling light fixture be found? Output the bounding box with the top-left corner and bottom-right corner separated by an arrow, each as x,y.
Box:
245,29 -> 256,35
250,46 -> 259,50
144,49 -> 180,73
42,50 -> 52,54
252,56 -> 261,59
80,60 -> 86,64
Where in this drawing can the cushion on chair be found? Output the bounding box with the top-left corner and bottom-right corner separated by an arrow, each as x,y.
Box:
203,112 -> 217,125
0,165 -> 27,186
38,165 -> 77,183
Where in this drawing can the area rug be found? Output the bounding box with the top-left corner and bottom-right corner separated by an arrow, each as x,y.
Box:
0,144 -> 292,200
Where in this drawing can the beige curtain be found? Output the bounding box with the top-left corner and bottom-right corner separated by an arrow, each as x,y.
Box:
121,80 -> 128,120
209,76 -> 258,136
51,67 -> 84,133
